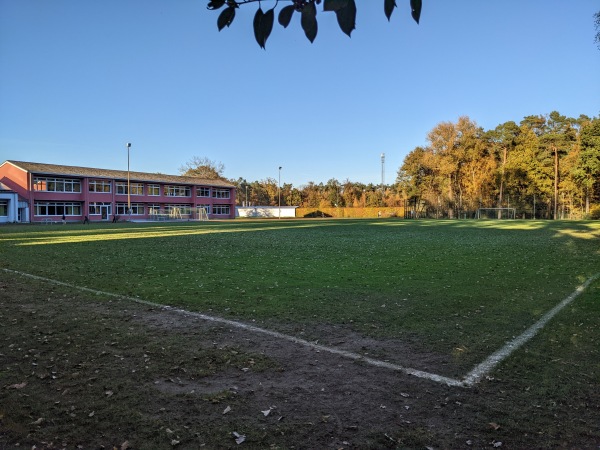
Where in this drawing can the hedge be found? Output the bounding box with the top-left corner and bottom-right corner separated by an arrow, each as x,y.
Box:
295,207 -> 405,219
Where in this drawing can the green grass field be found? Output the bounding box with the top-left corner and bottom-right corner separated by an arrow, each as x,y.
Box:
2,218 -> 600,448
1,218 -> 598,375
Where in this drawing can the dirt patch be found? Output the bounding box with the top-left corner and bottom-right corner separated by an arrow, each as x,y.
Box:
1,271 -> 598,449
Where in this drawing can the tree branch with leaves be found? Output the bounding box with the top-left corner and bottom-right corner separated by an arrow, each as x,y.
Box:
207,0 -> 422,48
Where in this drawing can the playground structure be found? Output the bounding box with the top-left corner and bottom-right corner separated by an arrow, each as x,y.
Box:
149,206 -> 209,221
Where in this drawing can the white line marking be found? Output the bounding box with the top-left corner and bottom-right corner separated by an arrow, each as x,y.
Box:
3,269 -> 597,388
1,268 -> 463,387
462,273 -> 599,386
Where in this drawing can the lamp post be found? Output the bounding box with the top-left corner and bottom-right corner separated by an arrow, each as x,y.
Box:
126,143 -> 132,218
278,166 -> 282,219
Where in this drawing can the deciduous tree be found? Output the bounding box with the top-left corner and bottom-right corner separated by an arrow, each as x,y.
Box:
180,156 -> 226,180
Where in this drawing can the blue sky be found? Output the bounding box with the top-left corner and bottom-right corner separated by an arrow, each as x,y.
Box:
1,0 -> 599,187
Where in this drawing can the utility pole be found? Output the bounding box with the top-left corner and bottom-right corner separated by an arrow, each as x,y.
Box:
126,142 -> 132,219
380,153 -> 385,191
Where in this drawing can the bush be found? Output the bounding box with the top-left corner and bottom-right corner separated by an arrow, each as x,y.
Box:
589,205 -> 600,220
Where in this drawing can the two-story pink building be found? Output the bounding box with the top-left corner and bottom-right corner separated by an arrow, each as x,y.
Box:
0,160 -> 236,223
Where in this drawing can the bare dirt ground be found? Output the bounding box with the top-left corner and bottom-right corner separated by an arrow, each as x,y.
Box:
1,273 -> 598,449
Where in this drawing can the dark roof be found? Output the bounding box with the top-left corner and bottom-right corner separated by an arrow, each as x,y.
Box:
5,160 -> 235,188
0,182 -> 15,192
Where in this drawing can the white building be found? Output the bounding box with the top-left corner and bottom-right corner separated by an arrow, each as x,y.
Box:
236,206 -> 297,218
0,182 -> 27,223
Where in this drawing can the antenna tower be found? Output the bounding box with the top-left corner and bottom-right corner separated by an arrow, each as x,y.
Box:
380,153 -> 385,190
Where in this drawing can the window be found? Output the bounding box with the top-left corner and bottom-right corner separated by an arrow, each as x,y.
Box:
197,204 -> 211,215
131,183 -> 143,195
88,202 -> 112,215
116,182 -> 143,195
213,204 -> 230,215
0,200 -> 7,216
197,187 -> 211,197
164,185 -> 191,197
88,180 -> 112,193
147,204 -> 161,214
33,177 -> 81,193
35,202 -> 82,216
148,184 -> 160,196
212,188 -> 230,199
165,204 -> 192,216
33,179 -> 46,191
116,203 -> 144,215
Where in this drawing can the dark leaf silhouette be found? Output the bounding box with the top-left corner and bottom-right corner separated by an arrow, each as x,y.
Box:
253,7 -> 274,49
278,5 -> 295,28
410,0 -> 422,24
323,0 -> 349,12
209,0 -> 423,47
253,7 -> 265,48
301,1 -> 318,43
384,0 -> 396,21
217,6 -> 236,31
335,0 -> 356,37
207,0 -> 225,10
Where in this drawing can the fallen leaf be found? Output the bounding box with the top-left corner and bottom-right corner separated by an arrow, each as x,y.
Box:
105,390 -> 114,397
88,411 -> 95,417
30,417 -> 44,425
261,408 -> 271,417
8,382 -> 27,389
120,441 -> 130,450
223,406 -> 231,415
232,432 -> 246,444
171,440 -> 180,446
488,422 -> 501,430
493,442 -> 503,448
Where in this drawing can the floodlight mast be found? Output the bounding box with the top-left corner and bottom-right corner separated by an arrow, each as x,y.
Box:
126,143 -> 132,219
278,166 -> 282,219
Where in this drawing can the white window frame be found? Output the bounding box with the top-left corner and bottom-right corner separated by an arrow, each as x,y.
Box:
212,204 -> 230,215
116,203 -> 144,215
164,185 -> 191,197
88,180 -> 112,193
212,188 -> 230,199
197,187 -> 211,197
165,204 -> 192,216
33,177 -> 81,193
88,202 -> 112,216
197,204 -> 211,214
116,182 -> 143,195
35,201 -> 82,216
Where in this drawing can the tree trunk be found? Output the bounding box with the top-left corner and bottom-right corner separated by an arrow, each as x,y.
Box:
498,146 -> 507,219
448,174 -> 454,218
585,185 -> 590,215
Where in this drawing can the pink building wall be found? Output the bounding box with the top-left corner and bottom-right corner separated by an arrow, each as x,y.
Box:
0,161 -> 236,223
